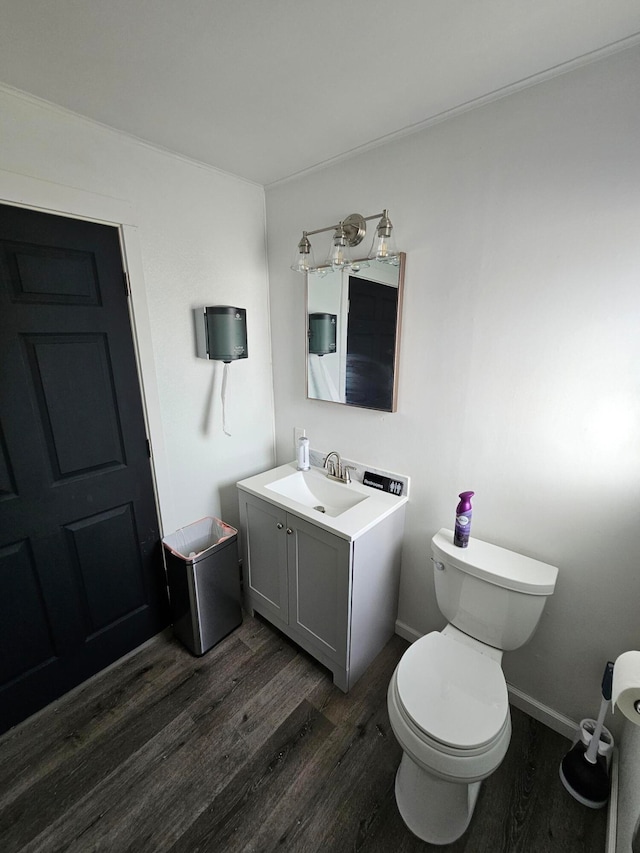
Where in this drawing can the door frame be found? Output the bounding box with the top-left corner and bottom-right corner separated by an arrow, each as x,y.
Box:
0,168 -> 172,533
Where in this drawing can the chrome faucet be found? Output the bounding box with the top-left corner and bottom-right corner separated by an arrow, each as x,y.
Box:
323,451 -> 355,484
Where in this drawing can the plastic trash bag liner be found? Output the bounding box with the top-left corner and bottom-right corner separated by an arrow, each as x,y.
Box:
162,516 -> 237,562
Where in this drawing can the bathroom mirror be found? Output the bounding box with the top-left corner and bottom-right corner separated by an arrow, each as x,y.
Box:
306,253 -> 405,412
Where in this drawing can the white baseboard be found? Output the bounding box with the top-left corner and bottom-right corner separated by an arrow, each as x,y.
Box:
395,620 -> 422,644
506,683 -> 578,740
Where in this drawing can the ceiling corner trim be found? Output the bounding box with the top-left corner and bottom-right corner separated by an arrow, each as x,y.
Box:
265,30 -> 640,190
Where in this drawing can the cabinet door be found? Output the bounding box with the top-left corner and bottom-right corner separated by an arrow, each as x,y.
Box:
241,494 -> 288,623
287,515 -> 351,666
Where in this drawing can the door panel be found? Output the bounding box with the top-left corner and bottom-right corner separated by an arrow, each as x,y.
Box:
65,503 -> 147,634
6,240 -> 101,305
25,333 -> 125,476
242,494 -> 288,623
0,203 -> 169,734
288,515 -> 350,665
0,538 -> 56,684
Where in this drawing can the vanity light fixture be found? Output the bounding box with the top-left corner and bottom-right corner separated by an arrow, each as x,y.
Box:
290,210 -> 398,274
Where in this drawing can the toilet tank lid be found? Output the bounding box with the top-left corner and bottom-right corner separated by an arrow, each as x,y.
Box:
432,529 -> 558,595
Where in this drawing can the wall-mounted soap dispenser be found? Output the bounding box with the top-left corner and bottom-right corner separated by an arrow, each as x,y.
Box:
308,312 -> 337,356
195,306 -> 248,362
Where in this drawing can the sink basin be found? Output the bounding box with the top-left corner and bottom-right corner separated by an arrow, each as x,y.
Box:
265,470 -> 367,517
238,462 -> 408,540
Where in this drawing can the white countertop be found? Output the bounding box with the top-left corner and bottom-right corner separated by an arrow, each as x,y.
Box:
237,462 -> 408,541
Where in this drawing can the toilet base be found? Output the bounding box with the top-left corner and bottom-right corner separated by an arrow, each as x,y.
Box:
395,752 -> 481,845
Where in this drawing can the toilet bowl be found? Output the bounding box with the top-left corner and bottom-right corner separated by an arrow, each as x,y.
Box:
388,628 -> 511,844
388,528 -> 558,844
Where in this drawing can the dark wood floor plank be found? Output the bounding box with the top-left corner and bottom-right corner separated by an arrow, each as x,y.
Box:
237,708 -> 392,851
308,634 -> 408,728
362,789 -> 469,853
0,632 -> 187,805
1,633 -> 260,852
241,640 -> 410,852
19,632 -> 300,853
235,612 -> 281,652
3,613 -> 277,807
0,616 -> 607,853
23,712 -> 197,853
234,654 -> 328,752
103,653 -> 327,853
504,712 -> 606,853
267,690 -> 401,852
168,700 -> 335,853
463,709 -> 607,853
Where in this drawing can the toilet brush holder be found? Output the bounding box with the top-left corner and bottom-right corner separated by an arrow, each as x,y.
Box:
573,719 -> 615,771
559,661 -> 614,809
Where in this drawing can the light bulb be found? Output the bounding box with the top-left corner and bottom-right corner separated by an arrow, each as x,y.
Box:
292,253 -> 310,272
330,225 -> 348,269
331,243 -> 346,268
375,234 -> 389,259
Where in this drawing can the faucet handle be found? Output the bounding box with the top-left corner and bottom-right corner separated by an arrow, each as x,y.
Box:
343,465 -> 356,484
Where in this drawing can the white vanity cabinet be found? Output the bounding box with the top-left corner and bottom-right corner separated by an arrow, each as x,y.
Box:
238,489 -> 405,692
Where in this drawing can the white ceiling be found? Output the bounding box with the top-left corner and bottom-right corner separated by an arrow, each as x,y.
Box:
1,1 -> 639,186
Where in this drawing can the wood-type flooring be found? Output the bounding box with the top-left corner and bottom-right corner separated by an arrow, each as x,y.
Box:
0,615 -> 607,852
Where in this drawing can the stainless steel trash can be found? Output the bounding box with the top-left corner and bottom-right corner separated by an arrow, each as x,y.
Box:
163,517 -> 242,655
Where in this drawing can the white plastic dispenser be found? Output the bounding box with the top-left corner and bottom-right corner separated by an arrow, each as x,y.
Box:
297,431 -> 310,471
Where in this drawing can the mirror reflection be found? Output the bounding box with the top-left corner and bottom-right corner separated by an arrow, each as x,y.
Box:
306,253 -> 405,412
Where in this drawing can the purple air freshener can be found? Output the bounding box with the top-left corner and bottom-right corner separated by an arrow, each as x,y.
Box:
453,491 -> 474,548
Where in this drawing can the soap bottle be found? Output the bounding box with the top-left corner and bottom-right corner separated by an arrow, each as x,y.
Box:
453,491 -> 474,548
297,431 -> 310,471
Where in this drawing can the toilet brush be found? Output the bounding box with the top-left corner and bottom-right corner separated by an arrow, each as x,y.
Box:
559,661 -> 614,809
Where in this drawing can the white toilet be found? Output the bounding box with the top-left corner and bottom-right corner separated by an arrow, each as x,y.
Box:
388,527 -> 558,845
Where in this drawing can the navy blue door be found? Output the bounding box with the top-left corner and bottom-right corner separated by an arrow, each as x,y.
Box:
0,204 -> 169,734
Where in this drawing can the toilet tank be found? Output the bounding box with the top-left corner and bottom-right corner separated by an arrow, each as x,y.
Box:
431,528 -> 558,651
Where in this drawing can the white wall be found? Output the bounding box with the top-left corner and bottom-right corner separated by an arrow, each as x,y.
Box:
265,47 -> 640,727
0,86 -> 275,536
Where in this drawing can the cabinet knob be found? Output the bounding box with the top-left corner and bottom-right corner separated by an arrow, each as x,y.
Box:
276,522 -> 283,530
286,528 -> 293,535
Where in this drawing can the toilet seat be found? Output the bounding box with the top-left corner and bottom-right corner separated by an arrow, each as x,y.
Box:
395,631 -> 508,750
388,666 -> 512,784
